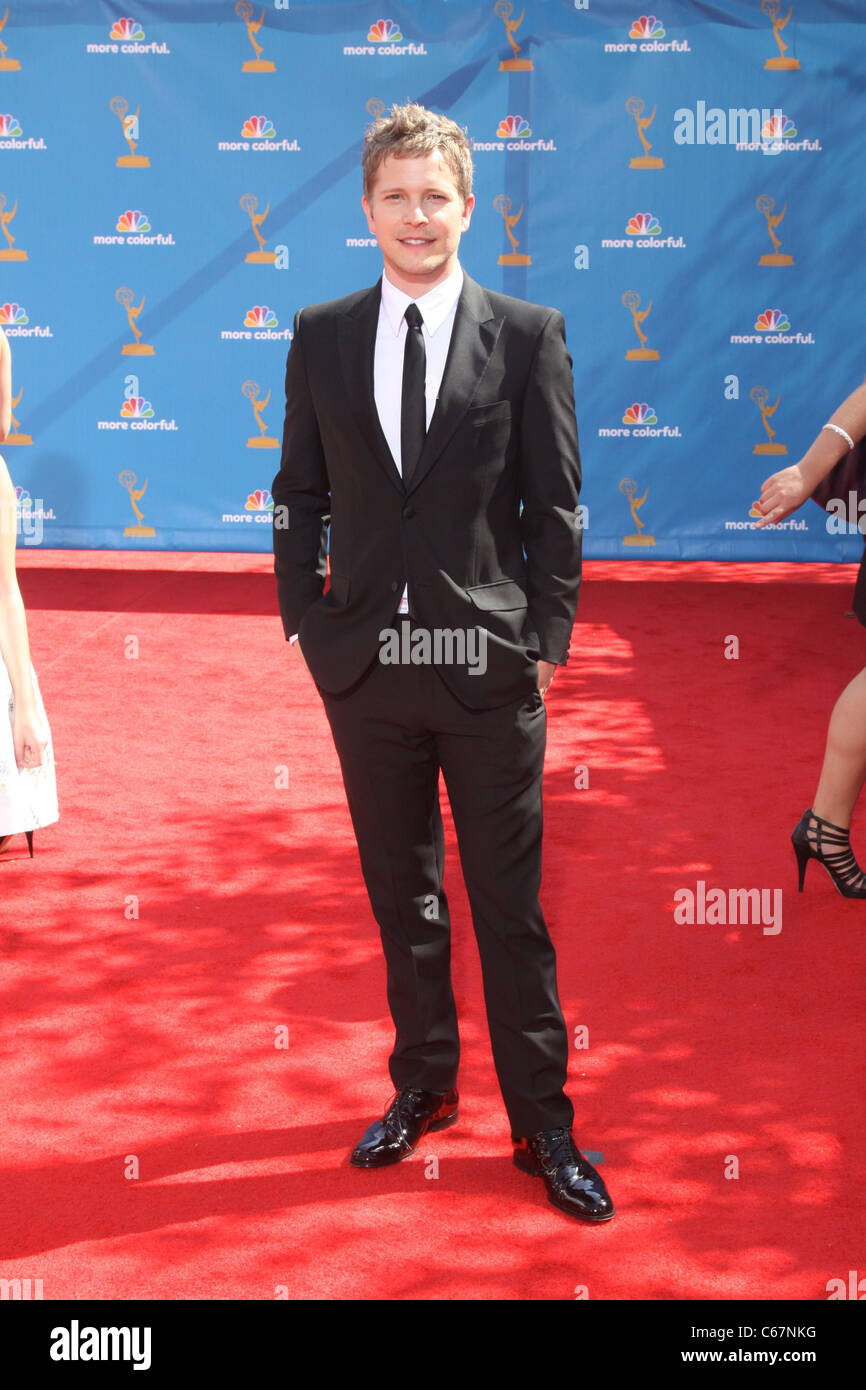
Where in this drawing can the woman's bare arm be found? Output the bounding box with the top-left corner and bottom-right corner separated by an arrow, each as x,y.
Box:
756,378 -> 866,528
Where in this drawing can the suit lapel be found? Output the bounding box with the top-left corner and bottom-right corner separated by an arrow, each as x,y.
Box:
336,279 -> 404,494
335,273 -> 503,497
406,274 -> 502,496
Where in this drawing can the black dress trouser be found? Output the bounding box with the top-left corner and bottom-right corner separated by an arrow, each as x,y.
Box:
316,616 -> 574,1139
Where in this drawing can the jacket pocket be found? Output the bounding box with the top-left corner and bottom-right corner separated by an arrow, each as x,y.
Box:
464,578 -> 527,611
469,400 -> 512,427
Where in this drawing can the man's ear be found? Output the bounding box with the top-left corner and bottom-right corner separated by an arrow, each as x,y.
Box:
362,194 -> 376,236
461,193 -> 476,231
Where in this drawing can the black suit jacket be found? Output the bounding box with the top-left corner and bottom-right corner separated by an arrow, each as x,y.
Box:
272,272 -> 582,709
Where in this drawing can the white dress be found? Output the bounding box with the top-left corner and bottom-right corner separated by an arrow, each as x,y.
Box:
0,652 -> 59,835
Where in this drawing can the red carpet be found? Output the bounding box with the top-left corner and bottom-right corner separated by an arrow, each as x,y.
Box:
1,552 -> 864,1300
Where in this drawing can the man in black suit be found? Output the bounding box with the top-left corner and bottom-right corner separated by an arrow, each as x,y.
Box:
272,103 -> 613,1221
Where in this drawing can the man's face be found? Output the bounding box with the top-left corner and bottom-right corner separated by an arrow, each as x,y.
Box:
362,150 -> 474,296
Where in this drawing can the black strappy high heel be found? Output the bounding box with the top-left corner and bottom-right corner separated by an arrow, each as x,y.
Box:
792,808 -> 866,897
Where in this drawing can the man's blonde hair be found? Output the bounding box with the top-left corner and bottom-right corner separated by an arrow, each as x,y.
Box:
362,102 -> 474,204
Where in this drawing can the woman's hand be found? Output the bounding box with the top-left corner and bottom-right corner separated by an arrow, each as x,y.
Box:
12,703 -> 49,769
754,461 -> 813,529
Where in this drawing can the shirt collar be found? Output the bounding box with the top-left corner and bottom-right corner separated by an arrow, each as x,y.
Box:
381,262 -> 464,337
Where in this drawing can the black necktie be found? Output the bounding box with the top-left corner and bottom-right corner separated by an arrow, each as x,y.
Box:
401,302 -> 426,488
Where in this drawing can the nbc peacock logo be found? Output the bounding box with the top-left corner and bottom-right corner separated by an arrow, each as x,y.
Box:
86,14 -> 169,55
220,303 -> 292,342
599,400 -> 682,439
627,213 -> 660,236
755,308 -> 790,333
246,488 -> 275,512
111,18 -> 145,41
222,487 -> 277,526
631,16 -> 665,39
219,115 -> 300,153
93,207 -> 175,248
623,402 -> 657,425
97,378 -> 177,433
762,112 -> 796,142
472,113 -> 555,152
117,209 -> 150,234
245,305 -> 278,329
369,19 -> 402,42
497,114 -> 531,140
0,111 -> 43,151
344,18 -> 425,55
737,108 -> 820,155
120,396 -> 154,420
730,499 -> 806,531
730,307 -> 814,346
0,299 -> 52,339
242,115 -> 275,140
601,211 -> 685,251
606,13 -> 689,52
0,301 -> 26,326
13,485 -> 55,537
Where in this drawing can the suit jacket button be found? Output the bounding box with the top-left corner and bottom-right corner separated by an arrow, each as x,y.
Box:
390,581 -> 399,592
403,505 -> 416,519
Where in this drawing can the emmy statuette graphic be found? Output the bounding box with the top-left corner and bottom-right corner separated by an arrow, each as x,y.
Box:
3,386 -> 32,445
623,291 -> 660,361
243,380 -> 279,448
751,385 -> 788,455
762,0 -> 800,70
495,1 -> 533,71
756,194 -> 794,266
241,194 -> 276,264
494,195 -> 532,266
620,478 -> 656,546
0,7 -> 21,69
111,97 -> 150,168
237,1 -> 276,72
117,286 -> 154,356
119,471 -> 156,538
0,192 -> 26,260
626,96 -> 664,170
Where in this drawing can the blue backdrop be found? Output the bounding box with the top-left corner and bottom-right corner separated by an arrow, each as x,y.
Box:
3,0 -> 864,560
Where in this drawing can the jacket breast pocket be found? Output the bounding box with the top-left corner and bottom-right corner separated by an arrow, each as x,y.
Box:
469,400 -> 512,428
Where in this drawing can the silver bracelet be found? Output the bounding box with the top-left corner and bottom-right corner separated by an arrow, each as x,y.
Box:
822,421 -> 855,451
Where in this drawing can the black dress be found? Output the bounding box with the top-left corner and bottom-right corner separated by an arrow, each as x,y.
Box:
809,438 -> 866,625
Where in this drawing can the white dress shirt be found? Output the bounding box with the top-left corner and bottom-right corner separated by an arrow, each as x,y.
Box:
374,261 -> 463,614
290,261 -> 464,640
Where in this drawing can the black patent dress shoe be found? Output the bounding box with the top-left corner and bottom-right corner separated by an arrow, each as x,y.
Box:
350,1087 -> 459,1168
513,1127 -> 615,1222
